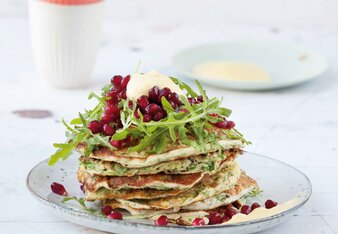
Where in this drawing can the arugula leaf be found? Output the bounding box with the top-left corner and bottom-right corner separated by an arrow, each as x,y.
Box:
170,77 -> 198,97
62,196 -> 102,215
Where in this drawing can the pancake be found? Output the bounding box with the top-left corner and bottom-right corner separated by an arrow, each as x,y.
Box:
76,139 -> 243,168
112,162 -> 241,211
79,148 -> 241,176
103,170 -> 256,217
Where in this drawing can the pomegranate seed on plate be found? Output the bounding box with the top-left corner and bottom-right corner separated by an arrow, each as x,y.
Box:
103,124 -> 115,136
251,202 -> 261,211
145,103 -> 159,116
223,207 -> 237,218
87,120 -> 102,134
168,92 -> 180,105
155,215 -> 168,226
222,216 -> 231,223
102,205 -> 113,216
106,92 -> 119,105
50,182 -> 68,196
101,113 -> 115,124
208,212 -> 222,225
111,75 -> 123,87
240,205 -> 251,215
143,114 -> 152,122
225,121 -> 235,129
265,199 -> 278,209
110,140 -> 123,148
105,105 -> 120,115
197,95 -> 204,102
188,97 -> 194,104
169,101 -> 178,110
107,212 -> 123,220
148,86 -> 160,103
192,218 -> 205,226
137,95 -> 149,109
119,90 -> 127,99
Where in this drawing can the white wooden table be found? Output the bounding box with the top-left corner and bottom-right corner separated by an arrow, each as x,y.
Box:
1,2 -> 338,232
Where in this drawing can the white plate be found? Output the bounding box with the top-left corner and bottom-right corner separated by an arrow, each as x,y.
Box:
172,41 -> 328,91
27,152 -> 311,234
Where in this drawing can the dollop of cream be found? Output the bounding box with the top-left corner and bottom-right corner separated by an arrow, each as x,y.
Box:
126,70 -> 184,100
224,199 -> 299,225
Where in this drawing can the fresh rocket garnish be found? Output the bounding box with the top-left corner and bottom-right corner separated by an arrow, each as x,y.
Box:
49,73 -> 250,166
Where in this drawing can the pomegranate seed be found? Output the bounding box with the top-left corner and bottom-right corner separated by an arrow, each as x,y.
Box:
222,216 -> 231,223
197,95 -> 204,102
143,114 -> 152,122
168,92 -> 181,105
224,207 -> 238,218
111,75 -> 123,87
110,140 -> 123,148
240,205 -> 251,215
116,119 -> 123,128
105,105 -> 120,115
158,87 -> 171,102
102,205 -> 113,216
208,212 -> 222,225
134,110 -> 140,119
50,182 -> 68,196
153,112 -> 164,121
119,90 -> 127,99
225,121 -> 235,129
251,202 -> 261,211
122,136 -> 132,145
103,124 -> 115,136
148,86 -> 160,103
128,100 -> 133,108
137,95 -> 149,109
87,120 -> 102,134
265,199 -> 278,209
215,120 -> 228,129
102,114 -> 116,124
121,75 -> 130,88
169,101 -> 178,110
107,212 -> 123,220
180,108 -> 188,113
192,218 -> 205,226
106,92 -> 119,105
209,113 -> 219,117
188,97 -> 194,104
155,215 -> 168,226
145,103 -> 159,116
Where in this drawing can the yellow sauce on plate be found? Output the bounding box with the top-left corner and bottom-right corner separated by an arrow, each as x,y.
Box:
193,61 -> 270,82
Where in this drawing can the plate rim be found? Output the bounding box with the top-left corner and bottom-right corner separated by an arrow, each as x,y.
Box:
26,152 -> 312,231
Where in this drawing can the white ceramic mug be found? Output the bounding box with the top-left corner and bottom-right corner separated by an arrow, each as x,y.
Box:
29,0 -> 105,88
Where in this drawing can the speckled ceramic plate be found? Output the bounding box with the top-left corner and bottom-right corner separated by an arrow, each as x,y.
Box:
26,152 -> 311,234
172,41 -> 328,91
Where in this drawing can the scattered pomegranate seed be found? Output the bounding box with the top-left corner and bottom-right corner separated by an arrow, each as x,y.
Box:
265,199 -> 278,209
180,108 -> 188,113
192,218 -> 205,226
105,105 -> 120,116
188,97 -> 194,104
134,110 -> 140,119
155,215 -> 168,226
103,124 -> 115,136
87,120 -> 102,134
169,100 -> 178,110
215,120 -> 228,129
225,121 -> 235,129
143,114 -> 152,122
145,103 -> 159,116
110,140 -> 123,148
148,86 -> 160,103
240,205 -> 252,215
168,92 -> 181,105
223,207 -> 238,218
137,95 -> 150,109
208,212 -> 222,225
102,205 -> 113,216
222,216 -> 231,223
107,211 -> 123,220
101,113 -> 116,124
50,182 -> 68,196
111,75 -> 123,87
116,119 -> 123,128
251,202 -> 261,211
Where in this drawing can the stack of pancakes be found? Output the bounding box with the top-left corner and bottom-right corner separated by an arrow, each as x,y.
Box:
77,133 -> 258,218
